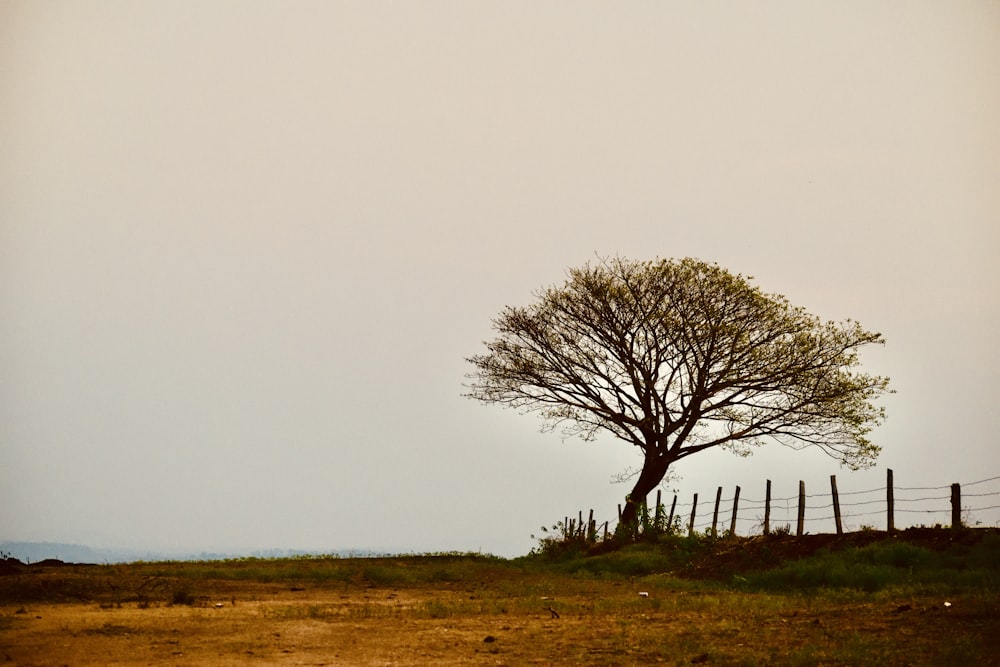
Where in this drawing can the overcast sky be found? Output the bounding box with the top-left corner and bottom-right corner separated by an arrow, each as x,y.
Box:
2,2 -> 998,558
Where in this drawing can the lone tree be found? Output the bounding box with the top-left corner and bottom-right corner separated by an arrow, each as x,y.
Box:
466,257 -> 891,529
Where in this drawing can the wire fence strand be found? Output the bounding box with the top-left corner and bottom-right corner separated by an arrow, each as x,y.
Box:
558,471 -> 1000,541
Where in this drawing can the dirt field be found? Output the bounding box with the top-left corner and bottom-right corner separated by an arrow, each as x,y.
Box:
2,533 -> 998,665
6,582 -> 998,665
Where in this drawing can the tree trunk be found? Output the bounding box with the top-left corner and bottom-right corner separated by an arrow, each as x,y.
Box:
620,455 -> 670,530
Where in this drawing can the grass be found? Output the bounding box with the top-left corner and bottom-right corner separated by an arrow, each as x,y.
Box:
740,532 -> 1000,594
2,529 -> 998,665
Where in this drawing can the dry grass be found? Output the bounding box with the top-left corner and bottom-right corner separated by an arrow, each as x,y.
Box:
1,539 -> 998,665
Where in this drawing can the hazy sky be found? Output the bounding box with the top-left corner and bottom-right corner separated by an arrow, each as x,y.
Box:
2,2 -> 999,558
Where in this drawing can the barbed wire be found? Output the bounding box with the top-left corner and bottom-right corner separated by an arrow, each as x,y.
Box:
966,476 -> 1000,487
558,473 -> 1000,538
895,475 -> 1000,491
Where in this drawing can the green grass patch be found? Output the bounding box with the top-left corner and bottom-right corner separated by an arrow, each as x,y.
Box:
532,535 -> 711,578
741,535 -> 1000,594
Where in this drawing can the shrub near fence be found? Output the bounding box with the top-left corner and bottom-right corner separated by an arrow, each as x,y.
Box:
559,470 -> 1000,544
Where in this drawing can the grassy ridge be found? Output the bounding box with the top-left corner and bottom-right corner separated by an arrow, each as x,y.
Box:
541,529 -> 1000,594
3,528 -> 997,603
743,535 -> 999,594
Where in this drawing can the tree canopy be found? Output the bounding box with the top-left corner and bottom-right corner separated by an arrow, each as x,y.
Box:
465,257 -> 891,528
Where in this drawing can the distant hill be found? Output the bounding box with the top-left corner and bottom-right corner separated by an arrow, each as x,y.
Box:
0,542 -> 138,564
0,541 -> 388,564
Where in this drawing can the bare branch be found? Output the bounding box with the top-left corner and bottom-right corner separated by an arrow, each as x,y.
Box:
465,257 -> 891,524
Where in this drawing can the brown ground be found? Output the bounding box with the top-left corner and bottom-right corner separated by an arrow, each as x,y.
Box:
1,529 -> 998,666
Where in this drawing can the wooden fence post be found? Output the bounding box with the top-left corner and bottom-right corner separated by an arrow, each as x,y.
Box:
668,494 -> 677,532
711,487 -> 722,539
655,490 -> 663,529
831,475 -> 843,535
796,481 -> 805,537
689,493 -> 698,536
578,511 -> 584,538
729,486 -> 741,537
951,483 -> 962,530
764,480 -> 772,536
587,509 -> 595,541
602,521 -> 608,541
886,469 -> 895,532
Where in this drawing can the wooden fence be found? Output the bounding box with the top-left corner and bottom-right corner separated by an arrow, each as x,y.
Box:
560,470 -> 1000,542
